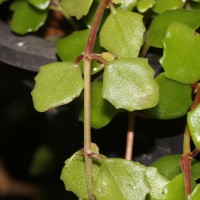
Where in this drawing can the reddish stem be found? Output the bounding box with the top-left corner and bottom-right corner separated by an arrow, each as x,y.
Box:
84,0 -> 109,56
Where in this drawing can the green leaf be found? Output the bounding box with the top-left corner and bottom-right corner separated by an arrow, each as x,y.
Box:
0,0 -> 8,4
151,155 -> 200,181
102,58 -> 159,111
10,0 -> 25,11
29,145 -> 55,176
137,0 -> 155,13
188,184 -> 200,200
11,1 -> 48,34
60,0 -> 93,20
79,80 -> 119,129
187,104 -> 200,149
56,29 -> 90,61
28,0 -> 50,10
116,0 -> 138,10
145,73 -> 192,119
146,9 -> 200,48
163,173 -> 196,200
160,22 -> 200,84
191,159 -> 200,180
61,144 -> 100,200
146,167 -> 169,200
93,158 -> 150,200
100,10 -> 145,58
31,62 -> 84,112
153,0 -> 185,14
151,154 -> 182,180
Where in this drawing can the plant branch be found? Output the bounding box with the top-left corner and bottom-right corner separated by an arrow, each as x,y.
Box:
83,1 -> 109,199
85,0 -> 109,55
125,112 -> 135,160
181,87 -> 200,199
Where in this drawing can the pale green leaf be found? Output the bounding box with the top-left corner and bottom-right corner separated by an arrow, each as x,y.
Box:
79,80 -> 119,129
100,10 -> 145,58
145,73 -> 192,119
31,62 -> 84,112
102,58 -> 159,111
146,9 -> 200,48
28,0 -> 50,10
187,104 -> 200,149
153,0 -> 185,14
188,184 -> 200,200
160,22 -> 200,84
93,158 -> 150,200
60,0 -> 93,20
11,1 -> 48,34
137,0 -> 155,13
146,167 -> 169,200
116,0 -> 138,10
60,144 -> 100,200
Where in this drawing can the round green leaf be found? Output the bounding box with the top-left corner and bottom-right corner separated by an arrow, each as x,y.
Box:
153,0 -> 185,14
31,62 -> 84,112
161,22 -> 200,84
100,10 -> 145,58
146,9 -> 200,48
163,173 -> 196,200
188,184 -> 200,200
187,104 -> 200,149
145,73 -> 192,119
60,0 -> 93,20
61,144 -> 100,200
28,0 -> 50,10
93,158 -> 150,200
102,58 -> 159,111
137,0 -> 155,13
11,1 -> 48,34
79,80 -> 119,129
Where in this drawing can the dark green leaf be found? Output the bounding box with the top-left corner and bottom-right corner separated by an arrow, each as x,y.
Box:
137,0 -> 155,13
151,154 -> 181,180
153,0 -> 185,14
79,80 -> 119,129
102,58 -> 159,111
29,145 -> 55,175
93,158 -> 150,200
56,29 -> 90,61
31,62 -> 84,112
188,184 -> 200,200
100,10 -> 145,58
28,0 -> 50,10
145,73 -> 192,119
151,155 -> 200,181
61,144 -> 100,200
161,22 -> 200,84
187,104 -> 200,149
163,173 -> 196,200
0,0 -> 8,4
11,1 -> 48,34
60,0 -> 93,20
146,9 -> 200,48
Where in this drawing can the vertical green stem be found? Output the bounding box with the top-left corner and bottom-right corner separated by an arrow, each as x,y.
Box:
83,1 -> 108,199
